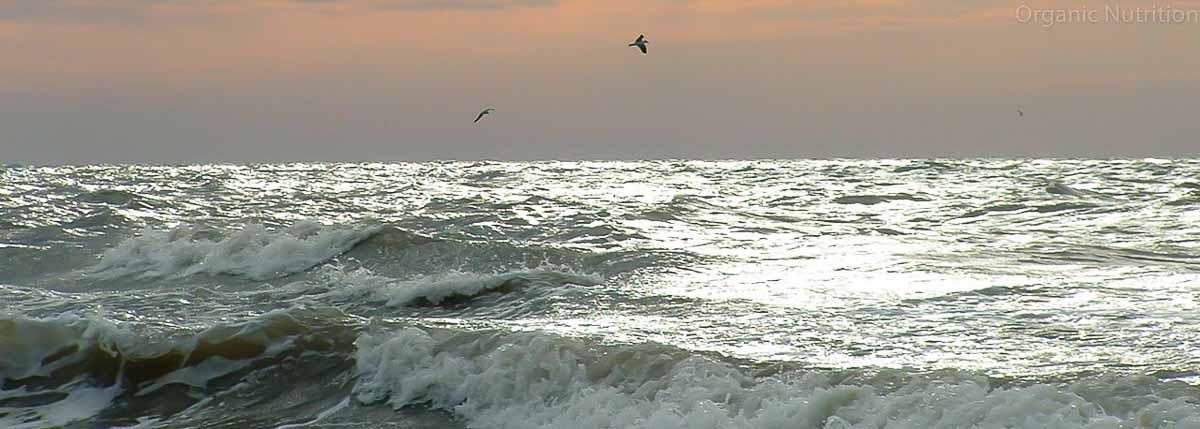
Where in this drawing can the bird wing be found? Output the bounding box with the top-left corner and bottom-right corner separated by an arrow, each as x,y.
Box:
638,44 -> 647,54
474,111 -> 487,123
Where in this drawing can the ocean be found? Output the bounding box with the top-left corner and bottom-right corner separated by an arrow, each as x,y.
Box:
2,159 -> 1200,428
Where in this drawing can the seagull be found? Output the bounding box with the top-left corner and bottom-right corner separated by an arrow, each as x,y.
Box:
1017,108 -> 1024,118
629,34 -> 648,55
474,108 -> 495,124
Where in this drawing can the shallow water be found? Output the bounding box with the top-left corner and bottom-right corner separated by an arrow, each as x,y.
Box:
3,159 -> 1200,428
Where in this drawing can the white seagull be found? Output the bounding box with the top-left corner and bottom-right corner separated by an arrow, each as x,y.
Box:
474,108 -> 495,124
629,34 -> 648,55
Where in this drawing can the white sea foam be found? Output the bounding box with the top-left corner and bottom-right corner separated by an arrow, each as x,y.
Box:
354,327 -> 1200,429
89,220 -> 381,280
0,383 -> 124,429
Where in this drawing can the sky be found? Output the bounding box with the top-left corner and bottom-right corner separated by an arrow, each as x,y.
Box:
2,0 -> 1200,163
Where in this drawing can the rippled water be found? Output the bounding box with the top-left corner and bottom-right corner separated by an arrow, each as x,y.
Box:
3,160 -> 1200,428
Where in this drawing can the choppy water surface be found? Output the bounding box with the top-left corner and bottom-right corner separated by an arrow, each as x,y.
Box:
3,159 -> 1200,428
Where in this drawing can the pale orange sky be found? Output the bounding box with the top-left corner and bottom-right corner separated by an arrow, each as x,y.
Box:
3,0 -> 1200,162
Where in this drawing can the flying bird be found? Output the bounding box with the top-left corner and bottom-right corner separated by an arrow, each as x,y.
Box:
1017,108 -> 1024,117
474,108 -> 495,124
629,34 -> 648,55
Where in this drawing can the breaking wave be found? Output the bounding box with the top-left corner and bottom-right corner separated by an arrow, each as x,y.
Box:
354,326 -> 1200,429
86,219 -> 667,285
321,267 -> 601,309
10,160 -> 1200,428
0,309 -> 357,429
88,221 -> 382,281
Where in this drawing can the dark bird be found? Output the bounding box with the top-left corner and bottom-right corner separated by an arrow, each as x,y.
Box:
474,108 -> 495,124
1017,108 -> 1024,118
629,34 -> 648,55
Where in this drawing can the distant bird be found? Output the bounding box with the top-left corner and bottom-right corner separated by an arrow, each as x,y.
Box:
474,108 -> 495,124
1017,108 -> 1024,118
629,34 -> 648,55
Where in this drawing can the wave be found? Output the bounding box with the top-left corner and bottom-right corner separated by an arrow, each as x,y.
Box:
1166,189 -> 1200,206
323,267 -> 600,308
5,312 -> 1200,428
957,203 -> 1027,219
77,189 -> 159,209
0,309 -> 353,390
548,224 -> 649,246
0,308 -> 356,428
62,207 -> 132,230
1031,202 -> 1102,213
833,194 -> 930,205
1044,180 -> 1115,200
1021,244 -> 1200,268
343,226 -> 670,279
353,326 -> 1200,429
956,200 -> 1103,221
85,219 -> 664,285
626,195 -> 733,226
892,160 -> 955,173
88,220 -> 382,281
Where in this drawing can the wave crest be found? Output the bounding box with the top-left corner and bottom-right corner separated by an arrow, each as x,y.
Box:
0,308 -> 356,428
89,220 -> 381,281
353,327 -> 1200,429
326,267 -> 601,308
